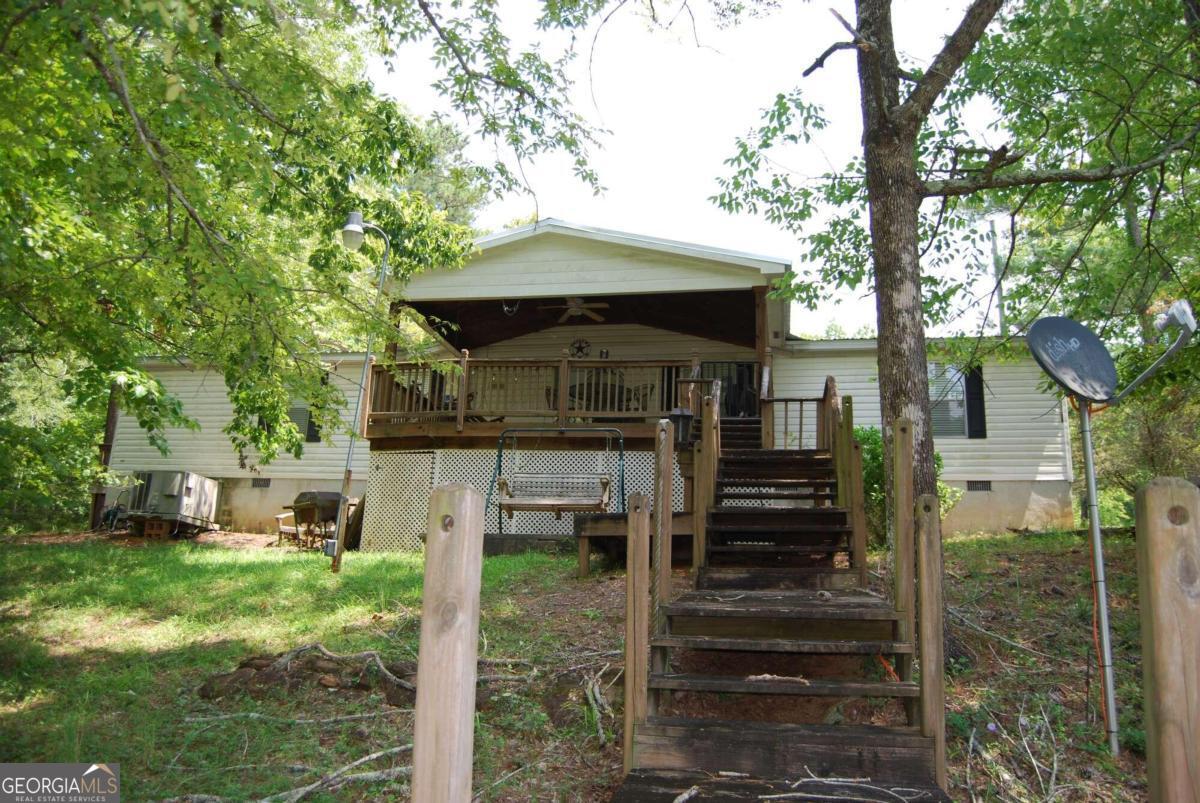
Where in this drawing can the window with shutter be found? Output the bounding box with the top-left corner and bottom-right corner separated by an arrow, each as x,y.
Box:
928,362 -> 968,437
928,363 -> 987,439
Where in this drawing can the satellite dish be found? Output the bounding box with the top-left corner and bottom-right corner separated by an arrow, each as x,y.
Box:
1027,317 -> 1118,403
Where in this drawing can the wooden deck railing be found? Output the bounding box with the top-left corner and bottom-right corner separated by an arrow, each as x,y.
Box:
367,356 -> 694,434
892,417 -> 948,788
691,380 -> 722,570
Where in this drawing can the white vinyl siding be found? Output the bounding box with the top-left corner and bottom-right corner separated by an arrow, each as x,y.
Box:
402,233 -> 776,301
108,358 -> 370,481
771,346 -> 1072,482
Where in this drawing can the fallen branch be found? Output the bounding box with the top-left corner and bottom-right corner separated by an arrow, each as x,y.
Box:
947,607 -> 1071,664
269,643 -> 415,691
165,746 -> 413,803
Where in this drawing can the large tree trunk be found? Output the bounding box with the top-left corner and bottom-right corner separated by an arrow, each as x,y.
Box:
856,0 -> 938,499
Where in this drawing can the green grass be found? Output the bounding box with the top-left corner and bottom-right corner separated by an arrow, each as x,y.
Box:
929,528 -> 1146,800
0,539 -> 584,801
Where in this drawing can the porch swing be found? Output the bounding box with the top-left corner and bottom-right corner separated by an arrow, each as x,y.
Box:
485,427 -> 626,535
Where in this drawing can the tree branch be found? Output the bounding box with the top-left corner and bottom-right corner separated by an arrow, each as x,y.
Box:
898,0 -> 1004,128
802,41 -> 856,77
923,119 -> 1200,197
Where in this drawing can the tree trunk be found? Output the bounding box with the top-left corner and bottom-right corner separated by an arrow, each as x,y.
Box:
856,0 -> 938,500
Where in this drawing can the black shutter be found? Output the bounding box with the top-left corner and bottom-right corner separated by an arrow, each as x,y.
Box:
965,366 -> 987,439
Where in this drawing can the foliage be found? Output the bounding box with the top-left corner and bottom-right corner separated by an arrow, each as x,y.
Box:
855,425 -> 961,543
1089,376 -> 1200,493
0,359 -> 117,533
714,1 -> 1200,339
0,0 -> 618,475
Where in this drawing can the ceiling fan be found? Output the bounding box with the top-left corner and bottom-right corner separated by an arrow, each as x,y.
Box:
538,296 -> 610,323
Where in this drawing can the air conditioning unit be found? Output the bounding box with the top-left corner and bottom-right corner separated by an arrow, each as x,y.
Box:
125,470 -> 220,536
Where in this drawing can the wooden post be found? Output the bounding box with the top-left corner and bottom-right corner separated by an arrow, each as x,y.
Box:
850,441 -> 869,588
916,493 -> 947,790
412,484 -> 485,803
892,418 -> 917,721
1135,477 -> 1200,802
761,349 -> 774,448
624,494 -> 651,773
455,350 -> 469,433
360,357 -> 377,437
557,351 -> 570,426
693,396 -> 718,570
655,420 -> 674,616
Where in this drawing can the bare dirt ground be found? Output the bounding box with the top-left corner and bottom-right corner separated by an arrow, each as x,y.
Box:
9,528 -> 282,549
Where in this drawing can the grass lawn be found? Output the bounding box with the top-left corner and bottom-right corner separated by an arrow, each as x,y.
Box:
0,538 -> 626,801
1,529 -> 1149,801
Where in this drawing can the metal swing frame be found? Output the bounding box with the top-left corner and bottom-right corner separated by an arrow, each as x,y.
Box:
485,427 -> 627,535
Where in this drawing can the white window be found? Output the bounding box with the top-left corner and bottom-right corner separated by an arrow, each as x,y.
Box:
928,362 -> 968,437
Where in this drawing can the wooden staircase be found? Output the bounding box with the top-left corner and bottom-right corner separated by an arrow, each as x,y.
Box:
613,380 -> 949,801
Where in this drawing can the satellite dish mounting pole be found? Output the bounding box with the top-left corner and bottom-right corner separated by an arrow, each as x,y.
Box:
1077,399 -> 1121,756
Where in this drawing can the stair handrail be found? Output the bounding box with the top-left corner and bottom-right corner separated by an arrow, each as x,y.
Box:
890,418 -> 919,723
916,493 -> 948,788
623,493 -> 651,773
692,380 -> 721,570
760,348 -> 774,448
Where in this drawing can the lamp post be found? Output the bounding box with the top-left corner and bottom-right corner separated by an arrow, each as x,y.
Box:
330,211 -> 390,572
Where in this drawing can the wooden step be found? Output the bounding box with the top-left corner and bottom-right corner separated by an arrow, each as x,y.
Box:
664,589 -> 901,621
707,522 -> 851,534
613,767 -> 951,802
708,544 -> 846,555
649,672 -> 919,698
650,635 -> 913,654
630,718 -> 938,788
717,477 -> 837,487
715,484 -> 840,496
695,566 -> 859,590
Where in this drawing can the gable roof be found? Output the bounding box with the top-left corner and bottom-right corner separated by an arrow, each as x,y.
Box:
476,218 -> 792,273
402,218 -> 791,302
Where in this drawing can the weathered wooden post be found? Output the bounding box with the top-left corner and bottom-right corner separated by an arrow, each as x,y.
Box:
916,493 -> 947,790
412,484 -> 485,802
850,441 -> 869,588
892,418 -> 916,723
1136,477 -> 1200,802
624,494 -> 651,773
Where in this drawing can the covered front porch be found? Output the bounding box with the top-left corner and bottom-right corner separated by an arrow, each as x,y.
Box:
366,287 -> 777,448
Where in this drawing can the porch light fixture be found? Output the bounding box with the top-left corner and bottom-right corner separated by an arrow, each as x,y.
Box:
668,407 -> 694,446
341,211 -> 366,251
329,211 -> 391,573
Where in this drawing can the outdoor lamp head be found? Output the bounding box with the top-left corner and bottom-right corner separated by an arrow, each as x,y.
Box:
341,211 -> 365,252
1155,299 -> 1197,335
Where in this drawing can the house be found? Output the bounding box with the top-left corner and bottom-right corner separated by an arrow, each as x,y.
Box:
106,354 -> 370,533
105,219 -> 1074,539
360,219 -> 1074,548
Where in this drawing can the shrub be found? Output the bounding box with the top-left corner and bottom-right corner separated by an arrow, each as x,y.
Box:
854,425 -> 961,545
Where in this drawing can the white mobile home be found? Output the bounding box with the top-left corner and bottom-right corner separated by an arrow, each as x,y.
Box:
106,220 -> 1074,540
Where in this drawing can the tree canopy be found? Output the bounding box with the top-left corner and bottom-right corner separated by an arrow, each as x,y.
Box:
713,0 -> 1200,494
0,0 -> 605,468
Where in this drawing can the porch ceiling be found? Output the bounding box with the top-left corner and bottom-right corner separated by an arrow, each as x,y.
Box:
406,289 -> 756,350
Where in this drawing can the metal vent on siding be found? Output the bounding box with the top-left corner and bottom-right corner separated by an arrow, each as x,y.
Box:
252,477 -> 272,489
967,480 -> 992,492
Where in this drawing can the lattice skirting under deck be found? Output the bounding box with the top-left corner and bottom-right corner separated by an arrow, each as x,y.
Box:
361,448 -> 684,552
